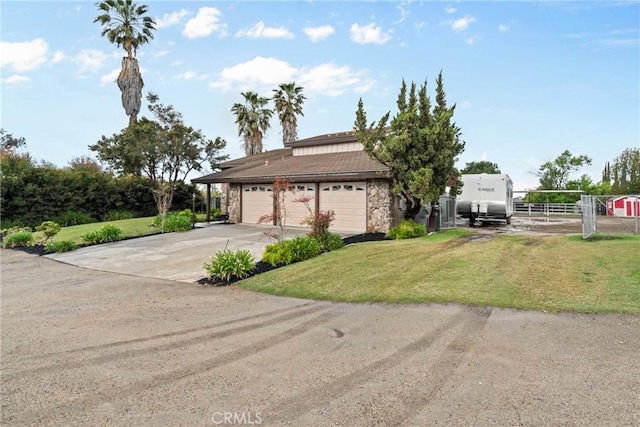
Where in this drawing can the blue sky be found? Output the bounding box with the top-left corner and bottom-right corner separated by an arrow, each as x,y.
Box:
1,1 -> 639,191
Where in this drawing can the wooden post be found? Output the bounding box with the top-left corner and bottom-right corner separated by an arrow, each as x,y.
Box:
206,184 -> 211,222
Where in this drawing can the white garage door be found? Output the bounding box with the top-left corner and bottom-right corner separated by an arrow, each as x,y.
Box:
242,184 -> 273,224
284,184 -> 315,228
319,182 -> 366,231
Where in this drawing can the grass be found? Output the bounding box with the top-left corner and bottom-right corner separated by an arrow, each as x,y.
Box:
47,217 -> 160,244
239,229 -> 640,314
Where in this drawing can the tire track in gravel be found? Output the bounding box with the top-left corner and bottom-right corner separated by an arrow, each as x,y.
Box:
16,310 -> 336,425
18,302 -> 312,361
4,304 -> 325,380
265,307 -> 491,425
390,307 -> 492,426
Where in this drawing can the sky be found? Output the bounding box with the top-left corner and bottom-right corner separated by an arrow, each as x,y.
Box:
1,0 -> 639,191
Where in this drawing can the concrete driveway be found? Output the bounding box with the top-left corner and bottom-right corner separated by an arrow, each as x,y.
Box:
46,223 -> 312,283
2,249 -> 639,426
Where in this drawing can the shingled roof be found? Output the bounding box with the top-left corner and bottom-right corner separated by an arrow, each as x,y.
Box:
192,149 -> 388,184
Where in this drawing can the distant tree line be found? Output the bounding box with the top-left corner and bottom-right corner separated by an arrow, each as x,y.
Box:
0,142 -> 201,228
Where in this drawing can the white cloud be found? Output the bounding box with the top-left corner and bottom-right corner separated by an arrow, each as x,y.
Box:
0,38 -> 48,72
303,25 -> 335,42
156,9 -> 189,29
461,101 -> 472,109
50,50 -> 66,64
209,56 -> 375,97
444,6 -> 457,14
172,71 -> 209,80
100,68 -> 120,86
350,23 -> 392,44
451,15 -> 476,32
171,60 -> 183,67
498,24 -> 509,33
182,7 -> 227,39
75,49 -> 108,73
154,50 -> 170,58
481,151 -> 488,161
210,57 -> 297,91
1,74 -> 31,86
466,35 -> 481,45
235,21 -> 294,39
415,21 -> 426,29
395,2 -> 410,24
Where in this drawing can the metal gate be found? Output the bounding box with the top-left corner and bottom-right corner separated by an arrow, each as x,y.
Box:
438,195 -> 457,230
581,195 -> 596,239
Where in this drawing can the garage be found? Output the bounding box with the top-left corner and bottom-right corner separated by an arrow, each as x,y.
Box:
319,182 -> 366,231
242,184 -> 273,224
284,183 -> 315,227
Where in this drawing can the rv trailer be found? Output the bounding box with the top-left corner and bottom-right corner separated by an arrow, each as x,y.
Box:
456,174 -> 514,225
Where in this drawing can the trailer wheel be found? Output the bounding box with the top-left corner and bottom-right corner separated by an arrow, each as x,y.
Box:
506,216 -> 512,225
469,216 -> 476,226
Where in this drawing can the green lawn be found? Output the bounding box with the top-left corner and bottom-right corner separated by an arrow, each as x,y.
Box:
239,230 -> 640,314
49,217 -> 159,244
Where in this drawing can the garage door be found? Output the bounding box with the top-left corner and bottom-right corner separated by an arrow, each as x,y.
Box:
242,184 -> 273,224
284,184 -> 315,228
319,182 -> 366,231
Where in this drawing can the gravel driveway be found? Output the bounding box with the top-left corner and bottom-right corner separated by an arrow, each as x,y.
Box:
1,249 -> 639,426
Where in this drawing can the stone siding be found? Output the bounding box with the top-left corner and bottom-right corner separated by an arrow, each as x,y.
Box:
366,179 -> 394,233
227,183 -> 241,223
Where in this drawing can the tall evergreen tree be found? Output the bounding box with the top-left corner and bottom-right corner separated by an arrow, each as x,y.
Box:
354,72 -> 465,219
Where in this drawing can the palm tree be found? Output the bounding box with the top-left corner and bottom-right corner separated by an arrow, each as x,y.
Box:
94,0 -> 156,125
231,92 -> 273,156
272,82 -> 306,144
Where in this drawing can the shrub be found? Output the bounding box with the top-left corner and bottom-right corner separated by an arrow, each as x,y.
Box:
211,207 -> 223,218
2,231 -> 34,248
153,211 -> 193,232
262,236 -> 322,267
302,209 -> 336,236
36,221 -> 61,244
46,240 -> 78,253
103,210 -> 134,221
1,226 -> 31,241
314,232 -> 344,252
55,210 -> 96,227
386,219 -> 426,240
204,249 -> 255,282
82,224 -> 122,244
262,242 -> 295,267
287,235 -> 321,262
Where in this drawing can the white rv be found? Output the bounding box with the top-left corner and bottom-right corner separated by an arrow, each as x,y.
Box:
456,174 -> 514,225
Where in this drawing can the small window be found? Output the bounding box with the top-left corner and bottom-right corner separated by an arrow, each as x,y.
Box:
344,184 -> 354,191
356,185 -> 365,191
297,185 -> 305,191
332,185 -> 342,191
307,186 -> 314,192
244,187 -> 250,192
259,186 -> 267,192
321,185 -> 330,191
267,187 -> 273,192
251,186 -> 258,192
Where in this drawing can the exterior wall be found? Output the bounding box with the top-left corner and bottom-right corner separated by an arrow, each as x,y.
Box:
366,179 -> 394,233
293,141 -> 362,156
227,183 -> 241,223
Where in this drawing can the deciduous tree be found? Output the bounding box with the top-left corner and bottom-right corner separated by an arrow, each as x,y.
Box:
460,161 -> 501,175
610,148 -> 640,194
536,150 -> 592,190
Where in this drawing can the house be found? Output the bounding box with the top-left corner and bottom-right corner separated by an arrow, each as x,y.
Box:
606,196 -> 640,218
192,131 -> 398,232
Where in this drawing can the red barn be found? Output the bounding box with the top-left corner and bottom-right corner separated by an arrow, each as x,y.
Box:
607,196 -> 640,217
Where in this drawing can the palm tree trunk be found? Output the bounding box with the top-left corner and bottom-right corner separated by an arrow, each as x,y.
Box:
117,57 -> 144,125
